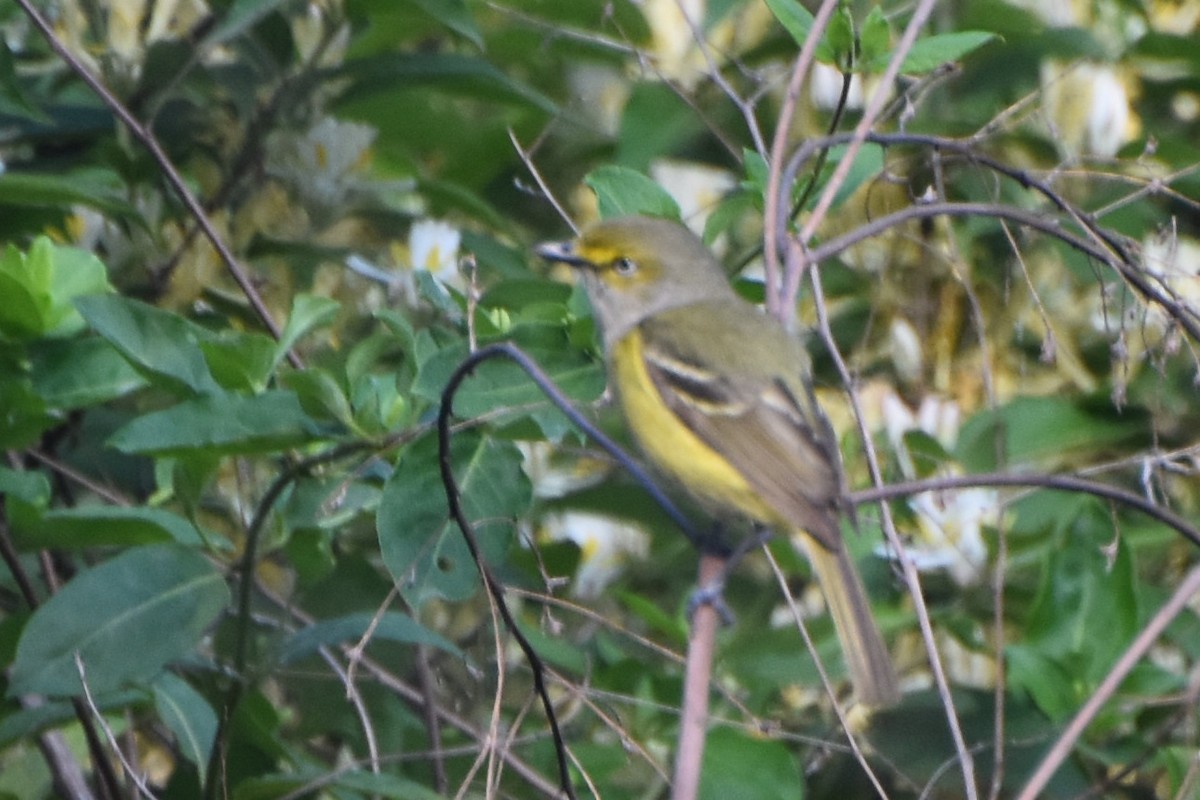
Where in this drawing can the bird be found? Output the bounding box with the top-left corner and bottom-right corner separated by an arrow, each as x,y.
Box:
536,214 -> 900,708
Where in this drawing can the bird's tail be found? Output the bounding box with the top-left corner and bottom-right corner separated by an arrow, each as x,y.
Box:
801,532 -> 900,708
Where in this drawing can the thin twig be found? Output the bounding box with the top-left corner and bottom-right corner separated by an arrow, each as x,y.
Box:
785,0 -> 939,316
809,267 -> 980,800
850,472 -> 1200,550
509,128 -> 577,233
762,0 -> 841,315
75,654 -> 160,800
438,348 -> 579,800
671,554 -> 725,800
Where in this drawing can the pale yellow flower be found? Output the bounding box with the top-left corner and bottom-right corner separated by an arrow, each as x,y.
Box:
1041,61 -> 1134,159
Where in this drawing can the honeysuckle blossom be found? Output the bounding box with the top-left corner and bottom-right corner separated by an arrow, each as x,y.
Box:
880,389 -> 999,586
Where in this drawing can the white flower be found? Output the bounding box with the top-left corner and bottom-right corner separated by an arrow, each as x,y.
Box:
888,317 -> 924,385
649,160 -> 736,236
518,442 -> 610,500
267,118 -> 377,207
904,488 -> 998,586
810,63 -> 864,111
878,388 -> 995,585
538,511 -> 649,599
881,390 -> 960,479
408,219 -> 461,285
1142,229 -> 1200,325
1041,61 -> 1132,160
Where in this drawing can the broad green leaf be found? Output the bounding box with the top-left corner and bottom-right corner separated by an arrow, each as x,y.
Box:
585,165 -> 681,220
29,337 -> 147,408
699,728 -> 804,800
350,372 -> 408,433
412,324 -> 605,440
763,0 -> 835,62
616,82 -> 706,172
108,391 -> 318,455
0,689 -> 144,747
279,611 -> 462,664
410,0 -> 482,48
378,432 -> 530,605
866,31 -> 999,73
821,143 -> 885,209
75,294 -> 221,396
13,505 -> 208,549
333,54 -> 557,114
0,375 -> 52,448
859,7 -> 891,68
1006,644 -> 1079,721
0,238 -> 109,339
274,294 -> 341,369
0,174 -> 139,223
826,5 -> 855,66
1026,508 -> 1138,681
956,396 -> 1144,472
9,544 -> 229,696
282,367 -> 356,428
153,673 -> 217,776
200,331 -> 278,393
0,467 -> 50,507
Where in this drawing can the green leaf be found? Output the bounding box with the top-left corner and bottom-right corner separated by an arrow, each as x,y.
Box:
377,432 -> 530,606
0,374 -> 52,448
108,391 -> 318,455
282,367 -> 356,428
826,6 -> 855,67
699,728 -> 804,800
333,54 -> 557,114
859,7 -> 891,68
279,611 -> 462,664
200,331 -> 278,393
585,165 -> 681,220
153,673 -> 217,776
867,31 -> 998,73
202,0 -> 293,47
0,689 -> 144,748
1026,509 -> 1138,681
29,338 -> 148,409
410,0 -> 482,48
412,324 -> 604,440
822,143 -> 885,209
75,294 -> 221,396
956,396 -> 1143,472
9,544 -> 229,696
763,0 -> 834,62
0,467 -> 50,508
274,294 -> 341,369
616,82 -> 706,172
0,174 -> 140,223
0,238 -> 109,339
12,505 -> 208,549
0,41 -> 49,123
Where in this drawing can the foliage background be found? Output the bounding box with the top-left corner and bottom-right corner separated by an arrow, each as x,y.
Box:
1,0 -> 1200,798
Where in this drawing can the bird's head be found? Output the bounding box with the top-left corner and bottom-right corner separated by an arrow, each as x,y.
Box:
536,216 -> 733,344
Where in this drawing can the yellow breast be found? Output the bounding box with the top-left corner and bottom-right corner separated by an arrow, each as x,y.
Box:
611,329 -> 778,523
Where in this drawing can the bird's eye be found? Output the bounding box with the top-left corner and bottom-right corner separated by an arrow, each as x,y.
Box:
613,256 -> 638,276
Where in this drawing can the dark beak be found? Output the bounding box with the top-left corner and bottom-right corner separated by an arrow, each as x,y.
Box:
534,240 -> 589,267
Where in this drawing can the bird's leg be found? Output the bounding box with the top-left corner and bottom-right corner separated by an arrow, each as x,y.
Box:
686,524 -> 775,625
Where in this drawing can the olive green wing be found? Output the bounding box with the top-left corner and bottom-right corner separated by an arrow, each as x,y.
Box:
638,302 -> 844,549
